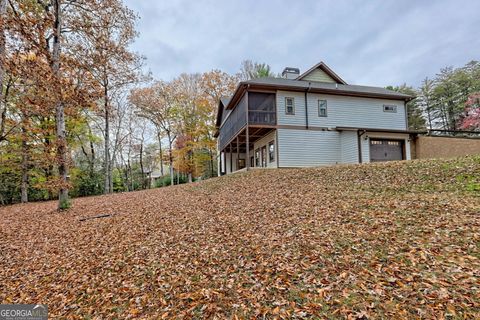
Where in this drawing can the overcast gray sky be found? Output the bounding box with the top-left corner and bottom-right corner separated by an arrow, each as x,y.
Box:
124,0 -> 479,87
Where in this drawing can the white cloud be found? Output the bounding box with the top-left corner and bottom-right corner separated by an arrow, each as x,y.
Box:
125,0 -> 480,87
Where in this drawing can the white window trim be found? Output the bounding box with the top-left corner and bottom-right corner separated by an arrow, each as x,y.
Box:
255,148 -> 260,167
285,97 -> 295,115
268,141 -> 275,162
318,99 -> 327,117
383,105 -> 397,113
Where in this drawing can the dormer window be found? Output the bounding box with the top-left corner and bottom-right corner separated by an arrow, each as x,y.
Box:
285,97 -> 295,115
383,105 -> 397,113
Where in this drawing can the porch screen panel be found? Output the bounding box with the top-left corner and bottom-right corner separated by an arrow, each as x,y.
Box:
219,95 -> 247,150
248,92 -> 276,125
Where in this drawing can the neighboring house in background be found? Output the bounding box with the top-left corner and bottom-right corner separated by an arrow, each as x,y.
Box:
214,61 -> 415,175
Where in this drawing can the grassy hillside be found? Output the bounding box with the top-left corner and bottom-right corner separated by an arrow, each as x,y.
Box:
1,157 -> 479,319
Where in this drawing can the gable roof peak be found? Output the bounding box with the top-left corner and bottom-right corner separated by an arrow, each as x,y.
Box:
296,61 -> 347,85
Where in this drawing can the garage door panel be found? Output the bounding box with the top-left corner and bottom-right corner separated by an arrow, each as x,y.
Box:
370,139 -> 404,162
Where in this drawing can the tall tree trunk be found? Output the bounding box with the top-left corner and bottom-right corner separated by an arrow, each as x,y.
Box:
157,130 -> 164,176
210,148 -> 215,178
20,118 -> 28,203
0,76 -> 11,142
52,0 -> 69,210
128,159 -> 133,191
104,95 -> 110,194
440,104 -> 448,130
187,150 -> 193,183
89,141 -> 95,177
449,104 -> 457,131
123,164 -> 129,191
0,0 -> 7,140
139,141 -> 145,189
167,131 -> 174,186
88,126 -> 95,178
44,135 -> 54,200
109,158 -> 114,192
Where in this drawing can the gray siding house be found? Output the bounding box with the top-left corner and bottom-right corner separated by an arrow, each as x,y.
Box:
215,61 -> 414,175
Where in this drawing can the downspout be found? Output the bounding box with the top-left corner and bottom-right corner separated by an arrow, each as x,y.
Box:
305,82 -> 311,129
357,129 -> 367,163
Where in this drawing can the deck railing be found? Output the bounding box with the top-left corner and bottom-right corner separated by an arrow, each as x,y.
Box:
219,97 -> 247,150
248,110 -> 276,125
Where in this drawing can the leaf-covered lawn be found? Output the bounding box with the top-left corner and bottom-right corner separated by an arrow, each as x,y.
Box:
1,157 -> 479,319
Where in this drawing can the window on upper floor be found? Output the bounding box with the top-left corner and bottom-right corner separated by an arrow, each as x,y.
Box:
318,100 -> 327,117
383,105 -> 397,113
285,97 -> 295,115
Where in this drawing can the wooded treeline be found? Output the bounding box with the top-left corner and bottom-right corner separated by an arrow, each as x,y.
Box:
0,0 -> 149,207
389,60 -> 480,131
0,1 -> 478,207
0,0 -> 266,207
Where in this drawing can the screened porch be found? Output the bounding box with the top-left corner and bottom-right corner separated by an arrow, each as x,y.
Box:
218,91 -> 277,175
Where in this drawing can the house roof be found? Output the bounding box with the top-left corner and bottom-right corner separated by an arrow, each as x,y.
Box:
220,96 -> 231,107
222,77 -> 413,111
242,77 -> 412,99
296,61 -> 347,84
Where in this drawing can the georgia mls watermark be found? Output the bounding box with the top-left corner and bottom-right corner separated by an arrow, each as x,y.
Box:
0,305 -> 48,320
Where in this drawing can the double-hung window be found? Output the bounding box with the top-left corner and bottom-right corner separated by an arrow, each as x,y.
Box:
318,100 -> 327,117
285,97 -> 295,115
